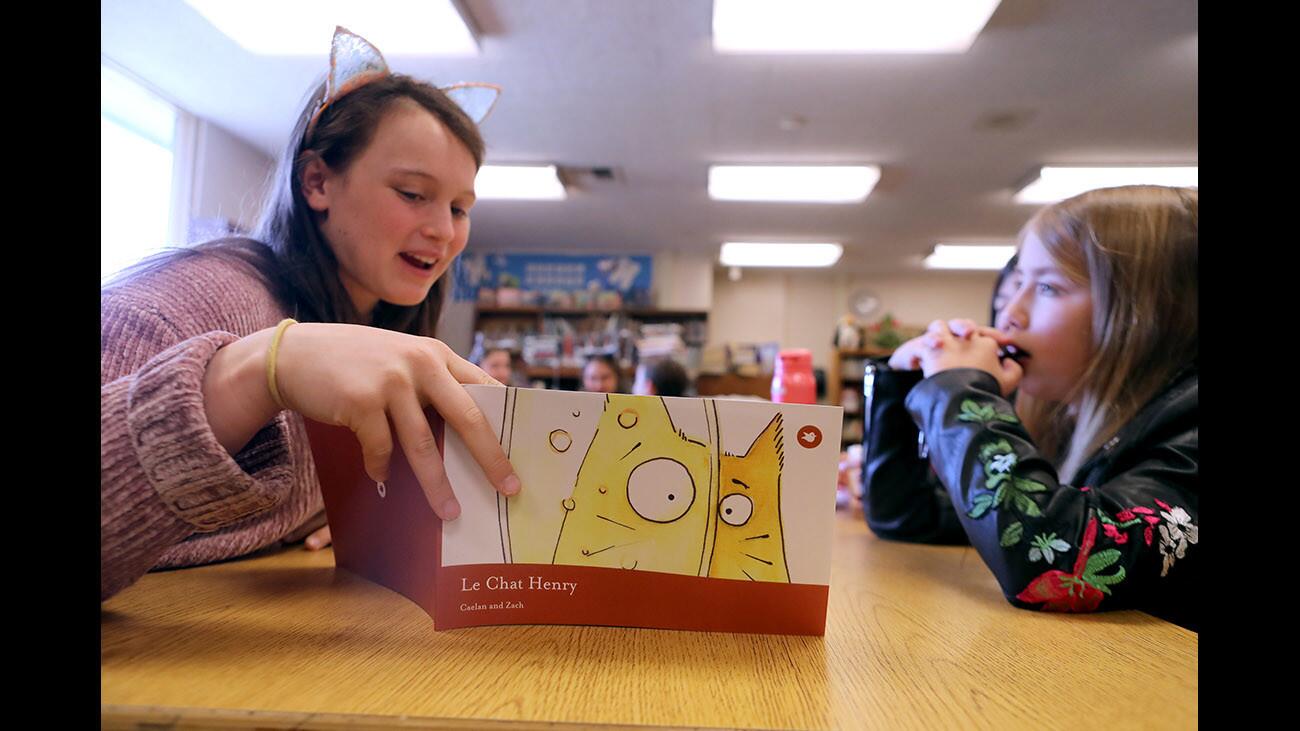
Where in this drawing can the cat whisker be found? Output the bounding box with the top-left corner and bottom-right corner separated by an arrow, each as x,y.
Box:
743,552 -> 774,566
744,533 -> 770,541
597,514 -> 636,530
582,538 -> 649,557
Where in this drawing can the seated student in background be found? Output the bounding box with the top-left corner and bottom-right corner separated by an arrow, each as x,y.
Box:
475,347 -> 525,387
861,255 -> 1017,544
989,254 -> 1020,325
581,354 -> 623,393
862,186 -> 1198,630
649,358 -> 690,397
632,357 -> 691,397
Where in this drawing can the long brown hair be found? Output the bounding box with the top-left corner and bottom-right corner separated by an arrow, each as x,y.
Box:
110,74 -> 485,338
1015,185 -> 1198,479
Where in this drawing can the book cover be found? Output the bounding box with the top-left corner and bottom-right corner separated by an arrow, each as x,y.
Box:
306,386 -> 842,635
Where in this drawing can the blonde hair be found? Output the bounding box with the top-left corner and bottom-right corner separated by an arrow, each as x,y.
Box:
1015,185 -> 1198,479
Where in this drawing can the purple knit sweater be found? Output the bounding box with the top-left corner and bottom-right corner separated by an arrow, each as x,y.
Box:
101,252 -> 326,600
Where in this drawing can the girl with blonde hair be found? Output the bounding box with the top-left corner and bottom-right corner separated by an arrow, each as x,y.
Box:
872,185 -> 1198,629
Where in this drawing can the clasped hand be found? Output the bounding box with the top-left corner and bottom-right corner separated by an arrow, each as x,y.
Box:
887,319 -> 1022,397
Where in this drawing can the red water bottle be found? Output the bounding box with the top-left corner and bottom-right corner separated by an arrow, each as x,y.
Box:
772,349 -> 816,404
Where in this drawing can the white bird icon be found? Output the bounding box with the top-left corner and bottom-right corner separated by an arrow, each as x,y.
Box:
801,430 -> 818,443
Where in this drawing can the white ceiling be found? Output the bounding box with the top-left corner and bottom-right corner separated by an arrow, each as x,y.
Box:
101,0 -> 1198,275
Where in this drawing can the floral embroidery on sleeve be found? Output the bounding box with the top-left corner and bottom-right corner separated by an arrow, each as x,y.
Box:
950,394 -> 1196,613
957,399 -> 1020,425
1097,506 -> 1160,546
1016,518 -> 1126,612
1155,499 -> 1198,577
1028,532 -> 1071,563
967,439 -> 1048,550
1016,500 -> 1198,611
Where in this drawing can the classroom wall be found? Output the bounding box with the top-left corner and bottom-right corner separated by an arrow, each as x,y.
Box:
440,249 -> 715,356
707,268 -> 999,370
440,253 -> 998,364
651,250 -> 713,311
187,120 -> 275,240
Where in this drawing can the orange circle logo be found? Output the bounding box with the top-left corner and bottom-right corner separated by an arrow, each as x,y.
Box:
796,425 -> 823,449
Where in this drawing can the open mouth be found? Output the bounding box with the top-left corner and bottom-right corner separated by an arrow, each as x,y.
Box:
399,252 -> 437,271
999,343 -> 1032,364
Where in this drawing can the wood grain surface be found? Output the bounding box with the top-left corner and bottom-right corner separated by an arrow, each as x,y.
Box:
102,510 -> 1197,730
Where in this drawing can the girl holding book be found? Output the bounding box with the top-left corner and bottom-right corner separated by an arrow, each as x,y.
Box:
101,28 -> 517,599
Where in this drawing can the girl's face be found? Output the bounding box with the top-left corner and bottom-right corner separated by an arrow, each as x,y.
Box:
582,360 -> 619,393
997,233 -> 1095,404
305,100 -> 478,317
480,350 -> 513,383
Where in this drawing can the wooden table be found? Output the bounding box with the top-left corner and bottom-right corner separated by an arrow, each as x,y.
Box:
102,509 -> 1197,730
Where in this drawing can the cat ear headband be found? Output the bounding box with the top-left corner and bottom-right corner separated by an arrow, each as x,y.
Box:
305,26 -> 502,140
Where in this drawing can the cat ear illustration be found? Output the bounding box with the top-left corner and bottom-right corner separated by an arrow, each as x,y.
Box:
709,413 -> 790,583
442,82 -> 502,124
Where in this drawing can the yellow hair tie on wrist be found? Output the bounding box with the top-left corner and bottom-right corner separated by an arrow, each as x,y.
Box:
266,318 -> 297,411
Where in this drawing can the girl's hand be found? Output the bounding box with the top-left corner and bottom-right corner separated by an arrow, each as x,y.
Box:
272,323 -> 518,521
888,334 -> 931,370
204,322 -> 517,523
888,319 -> 1013,371
305,525 -> 331,550
944,318 -> 1011,344
918,319 -> 1022,397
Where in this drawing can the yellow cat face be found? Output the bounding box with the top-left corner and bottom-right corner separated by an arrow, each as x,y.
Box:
552,394 -> 717,576
708,414 -> 790,582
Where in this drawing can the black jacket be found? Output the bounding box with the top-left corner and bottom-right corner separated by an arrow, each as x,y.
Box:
862,363 -> 1198,630
861,362 -> 965,544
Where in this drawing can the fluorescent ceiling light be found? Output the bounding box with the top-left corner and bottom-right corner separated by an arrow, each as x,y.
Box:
924,244 -> 1018,270
184,1 -> 479,55
476,165 -> 567,200
1014,166 -> 1199,204
709,166 -> 881,203
712,0 -> 1001,54
720,242 -> 843,268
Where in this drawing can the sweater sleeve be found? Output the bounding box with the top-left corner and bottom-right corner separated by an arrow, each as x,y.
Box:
860,362 -> 966,544
905,369 -> 1199,617
101,304 -> 295,601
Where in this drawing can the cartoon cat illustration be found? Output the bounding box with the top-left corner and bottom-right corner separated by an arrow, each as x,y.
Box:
552,394 -> 719,576
708,413 -> 790,582
498,388 -> 606,565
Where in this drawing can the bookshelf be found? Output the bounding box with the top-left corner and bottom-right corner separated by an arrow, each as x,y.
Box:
473,306 -> 708,390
